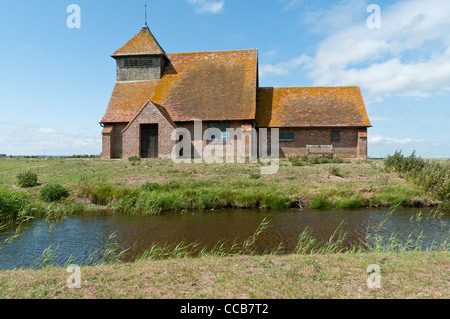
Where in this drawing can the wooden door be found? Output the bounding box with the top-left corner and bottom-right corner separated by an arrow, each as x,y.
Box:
140,124 -> 158,158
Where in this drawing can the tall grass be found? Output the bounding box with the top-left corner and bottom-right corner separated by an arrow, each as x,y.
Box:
310,194 -> 365,210
310,195 -> 333,210
295,222 -> 349,255
81,181 -> 296,214
385,151 -> 449,201
0,187 -> 32,224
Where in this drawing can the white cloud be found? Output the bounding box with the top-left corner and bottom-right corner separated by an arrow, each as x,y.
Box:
268,0 -> 450,99
187,0 -> 224,14
299,0 -> 368,33
260,54 -> 311,78
0,124 -> 100,156
281,0 -> 304,12
369,135 -> 426,145
306,0 -> 450,97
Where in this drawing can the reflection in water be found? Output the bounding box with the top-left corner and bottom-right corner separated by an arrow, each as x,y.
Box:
0,208 -> 448,270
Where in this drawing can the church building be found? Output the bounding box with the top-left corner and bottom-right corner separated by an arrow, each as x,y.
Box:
100,23 -> 371,160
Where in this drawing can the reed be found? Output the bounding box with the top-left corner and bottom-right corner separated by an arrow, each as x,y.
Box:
242,217 -> 270,253
0,187 -> 35,226
385,151 -> 449,201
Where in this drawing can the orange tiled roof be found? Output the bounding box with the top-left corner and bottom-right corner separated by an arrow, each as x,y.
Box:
102,49 -> 258,123
112,25 -> 165,57
256,87 -> 372,128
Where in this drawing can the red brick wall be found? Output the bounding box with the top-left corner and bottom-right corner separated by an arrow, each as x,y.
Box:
102,121 -> 368,160
112,123 -> 127,159
101,132 -> 111,159
176,121 -> 255,160
263,127 -> 367,159
101,123 -> 127,159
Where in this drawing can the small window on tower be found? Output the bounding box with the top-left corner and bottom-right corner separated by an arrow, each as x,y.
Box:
123,58 -> 154,68
144,59 -> 153,67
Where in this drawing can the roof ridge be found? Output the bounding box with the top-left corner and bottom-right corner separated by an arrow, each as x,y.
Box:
167,49 -> 258,55
258,86 -> 360,89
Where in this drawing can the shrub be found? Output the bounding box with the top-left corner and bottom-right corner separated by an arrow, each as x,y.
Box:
17,170 -> 38,188
87,184 -> 115,205
128,156 -> 142,166
250,173 -> 261,180
385,150 -> 425,173
39,184 -> 70,203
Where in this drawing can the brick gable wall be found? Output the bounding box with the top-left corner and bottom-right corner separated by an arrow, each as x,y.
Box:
121,102 -> 177,159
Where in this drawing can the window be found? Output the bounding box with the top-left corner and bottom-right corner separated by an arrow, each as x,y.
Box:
124,58 -> 153,68
279,132 -> 295,142
207,122 -> 231,142
331,131 -> 340,142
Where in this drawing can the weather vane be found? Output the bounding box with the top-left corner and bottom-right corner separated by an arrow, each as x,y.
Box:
145,4 -> 148,26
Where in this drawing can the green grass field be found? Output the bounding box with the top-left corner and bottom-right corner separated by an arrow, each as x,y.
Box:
0,157 -> 444,219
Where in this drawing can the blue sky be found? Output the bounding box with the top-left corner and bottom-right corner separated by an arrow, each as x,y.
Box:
0,0 -> 448,158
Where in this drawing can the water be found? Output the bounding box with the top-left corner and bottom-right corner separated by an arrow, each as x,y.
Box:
0,208 -> 449,270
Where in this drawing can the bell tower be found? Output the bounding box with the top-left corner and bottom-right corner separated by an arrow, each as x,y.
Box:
111,13 -> 166,82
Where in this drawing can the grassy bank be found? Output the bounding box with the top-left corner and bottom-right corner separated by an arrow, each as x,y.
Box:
0,156 -> 448,224
0,251 -> 448,299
